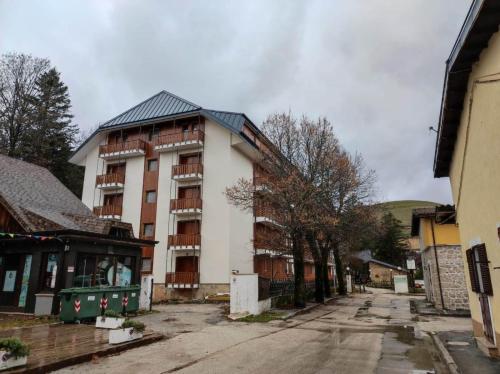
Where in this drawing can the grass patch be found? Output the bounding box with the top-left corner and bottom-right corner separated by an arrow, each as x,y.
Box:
0,315 -> 59,331
237,311 -> 287,323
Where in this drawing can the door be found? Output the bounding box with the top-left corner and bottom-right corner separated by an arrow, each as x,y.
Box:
175,256 -> 199,273
107,163 -> 126,175
178,186 -> 200,199
177,220 -> 200,235
0,255 -> 24,308
479,294 -> 494,343
179,153 -> 201,165
104,193 -> 123,206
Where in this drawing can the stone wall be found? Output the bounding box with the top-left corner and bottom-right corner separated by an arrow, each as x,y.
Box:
422,245 -> 469,310
153,283 -> 229,302
369,262 -> 406,285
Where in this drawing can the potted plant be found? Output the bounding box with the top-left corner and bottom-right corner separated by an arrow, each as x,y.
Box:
96,309 -> 125,329
0,338 -> 29,371
108,319 -> 145,344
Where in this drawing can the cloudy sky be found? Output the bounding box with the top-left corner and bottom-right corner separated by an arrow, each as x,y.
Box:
0,1 -> 472,203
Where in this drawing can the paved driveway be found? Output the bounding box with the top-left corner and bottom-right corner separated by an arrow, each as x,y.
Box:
55,289 -> 470,373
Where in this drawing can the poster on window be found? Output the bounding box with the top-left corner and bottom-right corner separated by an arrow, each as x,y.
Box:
3,270 -> 16,292
18,255 -> 32,307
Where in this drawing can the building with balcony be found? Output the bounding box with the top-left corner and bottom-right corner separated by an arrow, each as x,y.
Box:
70,90 -> 289,300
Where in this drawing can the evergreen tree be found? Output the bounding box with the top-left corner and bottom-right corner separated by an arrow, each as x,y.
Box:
26,68 -> 83,196
371,212 -> 409,266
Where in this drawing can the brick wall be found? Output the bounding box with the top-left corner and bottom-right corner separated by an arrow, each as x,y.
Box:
422,245 -> 469,310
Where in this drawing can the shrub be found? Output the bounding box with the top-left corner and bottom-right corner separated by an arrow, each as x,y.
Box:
121,319 -> 145,333
0,338 -> 30,358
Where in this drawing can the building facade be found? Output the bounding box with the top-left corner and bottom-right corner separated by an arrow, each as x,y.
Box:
434,0 -> 500,354
412,207 -> 469,311
0,155 -> 152,314
71,91 -> 292,301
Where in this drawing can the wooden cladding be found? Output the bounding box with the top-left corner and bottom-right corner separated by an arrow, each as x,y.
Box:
96,173 -> 125,185
166,272 -> 199,284
255,204 -> 280,222
170,198 -> 202,211
99,139 -> 146,155
466,244 -> 493,296
154,129 -> 204,147
93,205 -> 122,217
172,163 -> 203,177
168,234 -> 201,247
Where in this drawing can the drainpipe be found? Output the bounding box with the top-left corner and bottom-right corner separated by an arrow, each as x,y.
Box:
430,218 -> 446,310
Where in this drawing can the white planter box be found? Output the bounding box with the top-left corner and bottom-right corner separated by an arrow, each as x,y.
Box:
96,317 -> 125,329
108,328 -> 143,344
0,351 -> 28,371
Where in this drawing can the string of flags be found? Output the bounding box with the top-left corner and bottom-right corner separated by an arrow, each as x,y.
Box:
0,232 -> 56,240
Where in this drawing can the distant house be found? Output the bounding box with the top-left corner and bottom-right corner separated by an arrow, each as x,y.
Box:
433,0 -> 500,355
411,206 -> 468,311
0,155 -> 155,314
352,250 -> 407,286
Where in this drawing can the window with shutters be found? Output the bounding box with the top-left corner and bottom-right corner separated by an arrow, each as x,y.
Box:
466,244 -> 493,296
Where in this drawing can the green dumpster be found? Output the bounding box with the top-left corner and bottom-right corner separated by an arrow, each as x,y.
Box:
59,285 -> 141,323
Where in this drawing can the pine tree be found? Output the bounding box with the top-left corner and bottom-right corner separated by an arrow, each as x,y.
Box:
371,212 -> 409,266
27,68 -> 83,196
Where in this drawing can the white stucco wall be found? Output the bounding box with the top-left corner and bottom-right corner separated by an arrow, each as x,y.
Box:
121,157 -> 144,238
81,145 -> 101,210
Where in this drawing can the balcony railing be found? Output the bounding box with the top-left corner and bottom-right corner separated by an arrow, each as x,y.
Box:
170,198 -> 202,212
166,272 -> 199,285
168,234 -> 201,248
93,205 -> 122,218
99,139 -> 146,159
154,130 -> 204,151
172,163 -> 203,179
255,204 -> 281,225
95,173 -> 125,188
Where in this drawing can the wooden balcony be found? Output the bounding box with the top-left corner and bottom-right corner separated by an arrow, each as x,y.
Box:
168,234 -> 201,249
166,272 -> 199,288
255,204 -> 281,227
93,205 -> 122,219
172,163 -> 203,181
170,198 -> 202,215
95,173 -> 125,190
154,130 -> 204,152
99,139 -> 146,160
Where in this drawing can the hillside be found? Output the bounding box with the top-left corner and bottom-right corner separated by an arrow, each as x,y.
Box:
377,200 -> 439,229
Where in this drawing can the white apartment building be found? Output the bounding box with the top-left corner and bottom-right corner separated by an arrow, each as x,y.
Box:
70,91 -> 292,300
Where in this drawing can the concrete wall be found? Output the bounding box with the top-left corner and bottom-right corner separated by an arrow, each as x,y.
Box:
230,273 -> 270,316
421,245 -> 469,311
447,29 -> 500,345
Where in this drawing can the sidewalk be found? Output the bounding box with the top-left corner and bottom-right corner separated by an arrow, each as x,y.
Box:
411,298 -> 470,317
435,331 -> 500,374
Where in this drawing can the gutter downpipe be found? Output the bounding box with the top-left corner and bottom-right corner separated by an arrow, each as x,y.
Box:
430,218 -> 446,310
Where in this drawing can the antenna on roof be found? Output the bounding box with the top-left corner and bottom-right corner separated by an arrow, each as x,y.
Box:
429,126 -> 438,134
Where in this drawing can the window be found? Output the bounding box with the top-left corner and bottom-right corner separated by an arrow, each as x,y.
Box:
147,159 -> 158,172
145,190 -> 156,203
141,258 -> 152,272
148,128 -> 160,141
143,223 -> 154,237
40,253 -> 59,290
73,254 -> 136,287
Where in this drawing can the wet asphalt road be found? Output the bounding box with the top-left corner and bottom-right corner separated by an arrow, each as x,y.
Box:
56,289 -> 453,374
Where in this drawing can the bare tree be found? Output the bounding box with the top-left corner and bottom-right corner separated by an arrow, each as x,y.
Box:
0,53 -> 50,157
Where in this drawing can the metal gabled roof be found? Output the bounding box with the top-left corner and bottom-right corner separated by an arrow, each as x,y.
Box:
100,90 -> 201,129
201,109 -> 246,133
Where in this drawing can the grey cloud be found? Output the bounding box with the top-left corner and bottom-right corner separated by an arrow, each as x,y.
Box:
0,0 -> 472,203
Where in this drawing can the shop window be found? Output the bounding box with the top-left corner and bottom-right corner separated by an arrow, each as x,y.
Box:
145,190 -> 156,203
40,253 -> 59,290
116,256 -> 134,286
73,254 -> 136,287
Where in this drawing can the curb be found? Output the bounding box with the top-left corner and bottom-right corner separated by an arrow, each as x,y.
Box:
283,297 -> 337,320
430,333 -> 460,374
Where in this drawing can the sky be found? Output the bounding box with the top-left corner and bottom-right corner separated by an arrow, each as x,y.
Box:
0,0 -> 472,203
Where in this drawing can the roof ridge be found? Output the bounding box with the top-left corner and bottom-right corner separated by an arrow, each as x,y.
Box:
160,90 -> 202,110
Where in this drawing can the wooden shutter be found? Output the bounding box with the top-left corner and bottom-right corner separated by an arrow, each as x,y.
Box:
466,248 -> 479,293
475,244 -> 493,296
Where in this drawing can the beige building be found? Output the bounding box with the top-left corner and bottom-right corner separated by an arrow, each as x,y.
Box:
434,0 -> 500,355
411,206 -> 468,311
71,90 -> 287,300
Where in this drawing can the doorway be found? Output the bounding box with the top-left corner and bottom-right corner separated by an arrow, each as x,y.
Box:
0,255 -> 24,310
